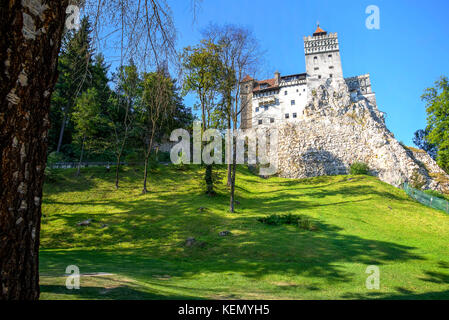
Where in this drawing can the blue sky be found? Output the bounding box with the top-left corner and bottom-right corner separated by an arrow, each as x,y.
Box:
167,0 -> 449,146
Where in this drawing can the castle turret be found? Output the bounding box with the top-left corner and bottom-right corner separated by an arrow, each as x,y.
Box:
304,24 -> 343,80
240,75 -> 255,129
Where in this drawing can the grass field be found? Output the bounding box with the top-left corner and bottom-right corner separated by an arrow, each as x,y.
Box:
39,165 -> 449,299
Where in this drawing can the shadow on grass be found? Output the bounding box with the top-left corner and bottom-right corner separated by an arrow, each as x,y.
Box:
40,283 -> 201,300
40,165 -> 435,299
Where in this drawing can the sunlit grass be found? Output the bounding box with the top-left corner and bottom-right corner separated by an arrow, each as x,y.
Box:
40,165 -> 449,299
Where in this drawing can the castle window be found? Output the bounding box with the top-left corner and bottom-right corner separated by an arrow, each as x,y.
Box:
328,54 -> 332,59
264,106 -> 268,111
329,66 -> 334,69
293,113 -> 297,118
314,67 -> 319,71
291,100 -> 295,105
330,74 -> 333,78
285,113 -> 289,119
318,75 -> 322,79
258,119 -> 263,125
270,118 -> 275,123
255,107 -> 259,112
284,90 -> 288,95
314,56 -> 318,64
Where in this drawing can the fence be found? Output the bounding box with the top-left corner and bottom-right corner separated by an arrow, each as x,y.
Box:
403,183 -> 449,214
50,161 -> 130,169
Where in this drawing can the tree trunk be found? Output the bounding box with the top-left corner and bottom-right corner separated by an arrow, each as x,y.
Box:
0,0 -> 68,300
76,136 -> 85,177
142,155 -> 149,194
230,120 -> 237,212
226,116 -> 232,187
205,164 -> 214,196
56,111 -> 67,153
115,154 -> 121,189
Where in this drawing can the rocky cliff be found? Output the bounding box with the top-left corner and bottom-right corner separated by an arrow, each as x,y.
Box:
276,78 -> 449,193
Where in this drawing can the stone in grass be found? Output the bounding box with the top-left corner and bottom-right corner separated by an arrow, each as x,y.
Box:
185,237 -> 196,247
77,219 -> 92,227
219,231 -> 232,237
197,207 -> 208,213
185,237 -> 207,248
100,224 -> 109,228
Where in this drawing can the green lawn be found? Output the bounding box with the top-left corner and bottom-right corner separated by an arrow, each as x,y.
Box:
39,165 -> 449,299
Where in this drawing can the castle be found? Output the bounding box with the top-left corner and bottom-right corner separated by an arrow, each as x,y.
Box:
239,25 -> 449,193
240,24 -> 377,129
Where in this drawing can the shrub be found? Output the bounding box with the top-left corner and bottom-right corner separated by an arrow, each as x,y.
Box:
258,214 -> 318,231
125,152 -> 141,166
424,189 -> 449,201
298,217 -> 318,231
350,162 -> 369,175
258,214 -> 299,226
45,152 -> 64,181
410,168 -> 426,190
158,151 -> 171,163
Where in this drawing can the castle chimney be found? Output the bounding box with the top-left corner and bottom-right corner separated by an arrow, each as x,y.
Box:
274,71 -> 280,85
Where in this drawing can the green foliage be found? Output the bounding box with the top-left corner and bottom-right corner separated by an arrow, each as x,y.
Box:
410,168 -> 427,190
421,76 -> 449,173
423,189 -> 449,201
125,151 -> 142,165
72,88 -> 105,140
44,152 -> 64,181
258,214 -> 300,226
49,17 -> 96,154
349,162 -> 369,175
258,214 -> 317,231
413,129 -> 437,159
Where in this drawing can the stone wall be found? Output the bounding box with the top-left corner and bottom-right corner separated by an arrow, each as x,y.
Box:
276,77 -> 449,193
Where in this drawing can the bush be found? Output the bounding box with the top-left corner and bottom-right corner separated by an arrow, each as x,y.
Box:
158,151 -> 171,163
125,152 -> 141,165
258,214 -> 318,231
350,162 -> 369,175
424,189 -> 449,201
410,168 -> 426,190
45,152 -> 64,181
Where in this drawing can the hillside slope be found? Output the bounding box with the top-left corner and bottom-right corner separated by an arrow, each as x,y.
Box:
39,165 -> 449,299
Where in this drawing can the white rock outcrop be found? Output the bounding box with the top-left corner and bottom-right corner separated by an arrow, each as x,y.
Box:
276,78 -> 449,193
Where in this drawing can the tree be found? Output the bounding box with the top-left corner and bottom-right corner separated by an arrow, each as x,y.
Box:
53,17 -> 95,154
72,88 -> 106,176
0,0 -> 198,300
182,41 -> 224,196
413,129 -> 437,159
138,70 -> 175,194
421,76 -> 449,173
203,24 -> 261,212
108,62 -> 141,189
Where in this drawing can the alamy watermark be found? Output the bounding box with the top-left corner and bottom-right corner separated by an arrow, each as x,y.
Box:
65,265 -> 80,290
65,5 -> 81,31
365,265 -> 380,290
170,121 -> 278,176
366,5 -> 380,30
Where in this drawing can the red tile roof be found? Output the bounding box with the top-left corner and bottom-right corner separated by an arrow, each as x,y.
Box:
313,24 -> 327,36
241,75 -> 254,82
253,78 -> 279,92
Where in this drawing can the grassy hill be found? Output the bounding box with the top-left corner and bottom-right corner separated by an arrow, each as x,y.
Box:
39,165 -> 449,299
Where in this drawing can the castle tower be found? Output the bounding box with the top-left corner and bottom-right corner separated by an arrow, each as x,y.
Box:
240,75 -> 255,129
304,24 -> 343,80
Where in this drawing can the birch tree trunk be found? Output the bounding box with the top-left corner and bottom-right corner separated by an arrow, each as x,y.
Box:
0,0 -> 68,300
